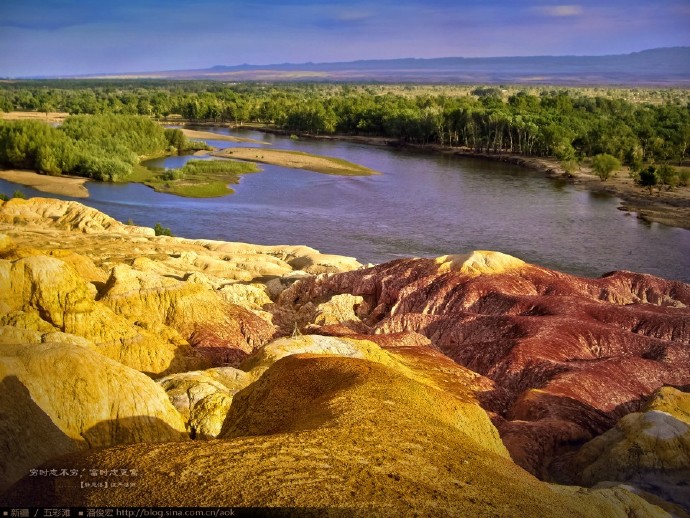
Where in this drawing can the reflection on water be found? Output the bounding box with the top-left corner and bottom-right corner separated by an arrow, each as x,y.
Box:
2,126 -> 689,282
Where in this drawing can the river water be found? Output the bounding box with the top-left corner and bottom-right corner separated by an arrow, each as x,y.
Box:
2,126 -> 689,282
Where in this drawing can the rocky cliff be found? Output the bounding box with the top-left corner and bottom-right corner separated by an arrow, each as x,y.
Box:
1,197 -> 688,515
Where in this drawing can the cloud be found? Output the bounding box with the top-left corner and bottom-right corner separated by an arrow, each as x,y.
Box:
334,9 -> 373,22
535,5 -> 583,17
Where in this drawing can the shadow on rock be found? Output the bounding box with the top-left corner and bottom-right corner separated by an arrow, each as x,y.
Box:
0,375 -> 80,494
1,415 -> 188,507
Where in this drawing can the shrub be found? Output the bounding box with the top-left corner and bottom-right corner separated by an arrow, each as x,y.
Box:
591,153 -> 621,181
162,169 -> 184,181
164,128 -> 187,151
560,159 -> 578,174
656,164 -> 678,190
678,170 -> 690,187
637,166 -> 658,194
154,222 -> 173,236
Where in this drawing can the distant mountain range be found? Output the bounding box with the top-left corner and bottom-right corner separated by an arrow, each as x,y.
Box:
82,47 -> 690,85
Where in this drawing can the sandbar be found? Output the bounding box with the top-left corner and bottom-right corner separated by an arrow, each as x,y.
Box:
212,148 -> 378,176
0,170 -> 89,198
180,129 -> 269,145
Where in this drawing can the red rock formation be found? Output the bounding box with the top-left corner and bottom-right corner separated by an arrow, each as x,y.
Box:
187,303 -> 275,366
275,253 -> 690,476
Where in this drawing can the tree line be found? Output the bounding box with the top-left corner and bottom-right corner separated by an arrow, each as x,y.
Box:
1,81 -> 688,186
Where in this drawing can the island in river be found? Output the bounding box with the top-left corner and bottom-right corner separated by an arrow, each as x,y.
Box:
0,117 -> 379,198
211,147 -> 379,176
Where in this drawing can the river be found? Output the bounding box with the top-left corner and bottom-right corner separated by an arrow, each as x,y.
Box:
2,126 -> 689,282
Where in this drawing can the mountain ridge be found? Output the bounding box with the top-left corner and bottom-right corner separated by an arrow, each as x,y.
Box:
66,47 -> 690,85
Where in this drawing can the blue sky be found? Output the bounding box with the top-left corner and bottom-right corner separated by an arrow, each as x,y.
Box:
1,0 -> 689,76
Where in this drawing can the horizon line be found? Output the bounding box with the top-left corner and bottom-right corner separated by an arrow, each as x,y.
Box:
4,46 -> 689,80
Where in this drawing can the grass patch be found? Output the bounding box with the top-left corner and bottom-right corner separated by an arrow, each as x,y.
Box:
213,148 -> 378,176
150,180 -> 237,197
143,159 -> 260,197
128,163 -> 159,183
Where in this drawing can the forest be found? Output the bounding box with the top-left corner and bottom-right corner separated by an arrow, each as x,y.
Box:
1,80 -> 689,188
0,114 -> 204,181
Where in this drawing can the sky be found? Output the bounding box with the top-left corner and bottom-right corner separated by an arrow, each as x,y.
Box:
1,0 -> 689,77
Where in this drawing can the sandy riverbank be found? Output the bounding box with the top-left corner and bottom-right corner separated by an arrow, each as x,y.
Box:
556,163 -> 690,230
237,124 -> 396,146
2,113 -> 687,228
0,170 -> 89,198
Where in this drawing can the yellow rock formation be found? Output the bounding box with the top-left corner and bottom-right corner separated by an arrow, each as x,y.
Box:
0,253 -> 202,375
0,197 -> 154,235
3,353 -> 671,516
569,386 -> 690,510
99,262 -> 270,352
0,340 -> 187,493
436,250 -> 526,276
157,367 -> 252,438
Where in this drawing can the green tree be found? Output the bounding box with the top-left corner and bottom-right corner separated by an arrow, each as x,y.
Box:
591,153 -> 621,181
